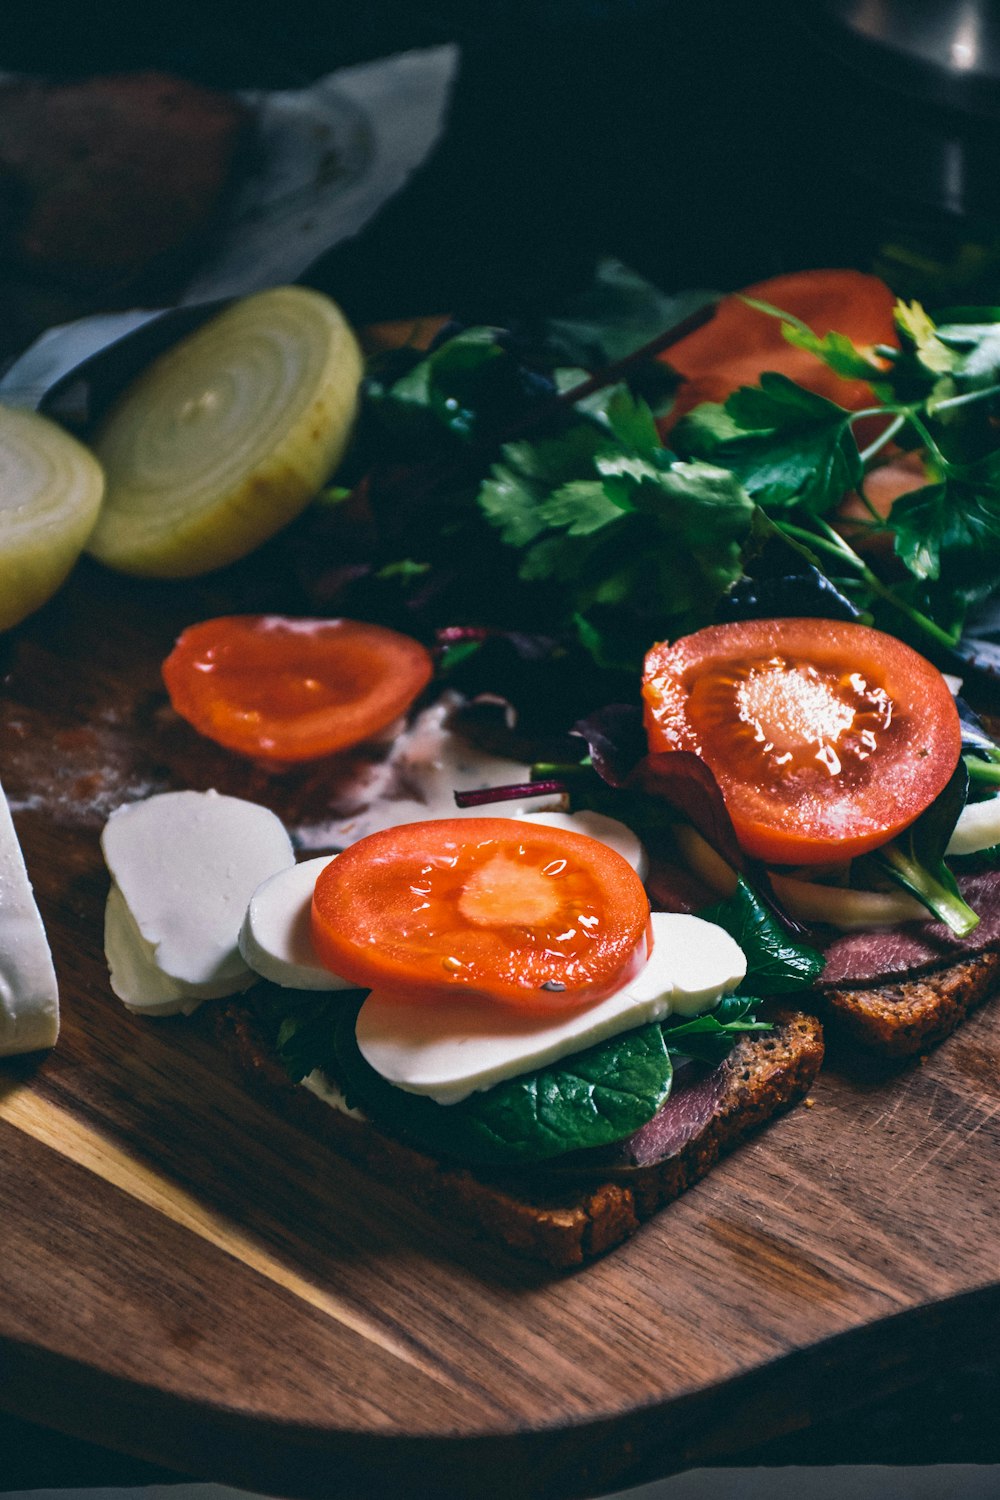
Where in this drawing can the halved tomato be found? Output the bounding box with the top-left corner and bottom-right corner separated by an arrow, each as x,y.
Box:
659,268 -> 897,439
162,615 -> 432,763
311,817 -> 653,1010
643,619 -> 961,866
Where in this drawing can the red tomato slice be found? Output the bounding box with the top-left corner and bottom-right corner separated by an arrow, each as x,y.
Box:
162,615 -> 432,763
643,619 -> 961,867
659,269 -> 897,438
311,818 -> 653,1010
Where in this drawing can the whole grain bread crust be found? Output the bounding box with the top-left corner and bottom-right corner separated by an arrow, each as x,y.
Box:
216,1000 -> 823,1268
821,949 -> 1000,1057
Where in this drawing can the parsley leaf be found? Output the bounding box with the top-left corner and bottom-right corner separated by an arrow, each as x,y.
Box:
890,473 -> 1000,589
676,373 -> 863,514
478,401 -> 754,656
738,294 -> 888,383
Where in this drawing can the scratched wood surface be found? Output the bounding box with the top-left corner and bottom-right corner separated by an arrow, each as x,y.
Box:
1,551 -> 999,1500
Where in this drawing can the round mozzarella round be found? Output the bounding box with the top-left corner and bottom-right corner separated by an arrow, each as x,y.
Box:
240,855 -> 356,990
101,789 -> 295,1002
514,809 -> 649,880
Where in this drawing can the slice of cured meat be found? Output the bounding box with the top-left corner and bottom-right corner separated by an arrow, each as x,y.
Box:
819,870 -> 1000,987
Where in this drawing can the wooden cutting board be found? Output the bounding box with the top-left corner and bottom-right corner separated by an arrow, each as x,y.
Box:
1,551 -> 999,1500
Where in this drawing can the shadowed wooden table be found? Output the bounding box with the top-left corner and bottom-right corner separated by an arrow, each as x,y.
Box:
1,551 -> 998,1500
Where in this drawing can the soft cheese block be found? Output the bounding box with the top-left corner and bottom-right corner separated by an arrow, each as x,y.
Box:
102,789 -> 295,1012
0,781 -> 59,1054
240,855 -> 357,991
355,911 -> 746,1104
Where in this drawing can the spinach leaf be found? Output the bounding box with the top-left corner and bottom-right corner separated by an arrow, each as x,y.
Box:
262,982 -> 772,1169
270,989 -> 349,1082
662,995 -> 771,1064
331,997 -> 675,1166
700,878 -> 825,993
865,762 -> 980,935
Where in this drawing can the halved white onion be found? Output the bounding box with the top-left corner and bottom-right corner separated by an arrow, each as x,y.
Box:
947,794 -> 1000,857
0,404 -> 105,631
86,286 -> 363,577
672,823 -> 926,930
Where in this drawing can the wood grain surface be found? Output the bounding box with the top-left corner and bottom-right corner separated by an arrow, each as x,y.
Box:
1,551 -> 999,1500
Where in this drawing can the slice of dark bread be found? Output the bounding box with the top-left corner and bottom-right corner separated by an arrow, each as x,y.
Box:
216,999 -> 823,1268
821,950 -> 1000,1057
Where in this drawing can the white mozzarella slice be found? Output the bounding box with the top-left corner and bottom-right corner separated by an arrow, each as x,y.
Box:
302,1068 -> 368,1120
104,884 -> 245,1016
0,782 -> 59,1054
947,793 -> 1000,857
321,696 -> 564,848
355,910 -> 746,1104
101,789 -> 295,1003
240,855 -> 356,990
514,809 -> 649,881
641,912 -> 747,1015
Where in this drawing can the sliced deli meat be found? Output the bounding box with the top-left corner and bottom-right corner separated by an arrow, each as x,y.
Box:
820,869 -> 1000,987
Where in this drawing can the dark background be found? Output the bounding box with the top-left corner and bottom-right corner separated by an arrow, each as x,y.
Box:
0,2 -> 808,324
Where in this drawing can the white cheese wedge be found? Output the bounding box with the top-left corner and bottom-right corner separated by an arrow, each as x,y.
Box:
355,910 -> 746,1104
101,789 -> 295,1012
513,809 -> 649,881
947,793 -> 1000,857
0,781 -> 59,1054
240,855 -> 357,991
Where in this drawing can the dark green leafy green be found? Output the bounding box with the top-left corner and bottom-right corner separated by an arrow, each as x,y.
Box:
331,996 -> 676,1166
699,878 -> 825,993
477,394 -> 755,665
662,995 -> 772,1064
258,980 -> 772,1169
267,988 -> 346,1082
540,258 -> 716,368
676,374 -> 864,514
667,296 -> 1000,652
307,273 -> 1000,677
889,472 -> 1000,600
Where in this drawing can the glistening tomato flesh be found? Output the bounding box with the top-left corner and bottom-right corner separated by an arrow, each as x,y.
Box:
643,619 -> 961,866
311,818 -> 653,1010
162,615 -> 432,763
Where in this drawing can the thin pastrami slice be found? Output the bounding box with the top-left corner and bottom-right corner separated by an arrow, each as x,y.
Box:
820,870 -> 1000,987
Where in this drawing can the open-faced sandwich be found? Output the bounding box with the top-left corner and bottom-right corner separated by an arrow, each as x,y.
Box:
99,774 -> 824,1268
7,264 -> 997,1267
637,616 -> 1000,1056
